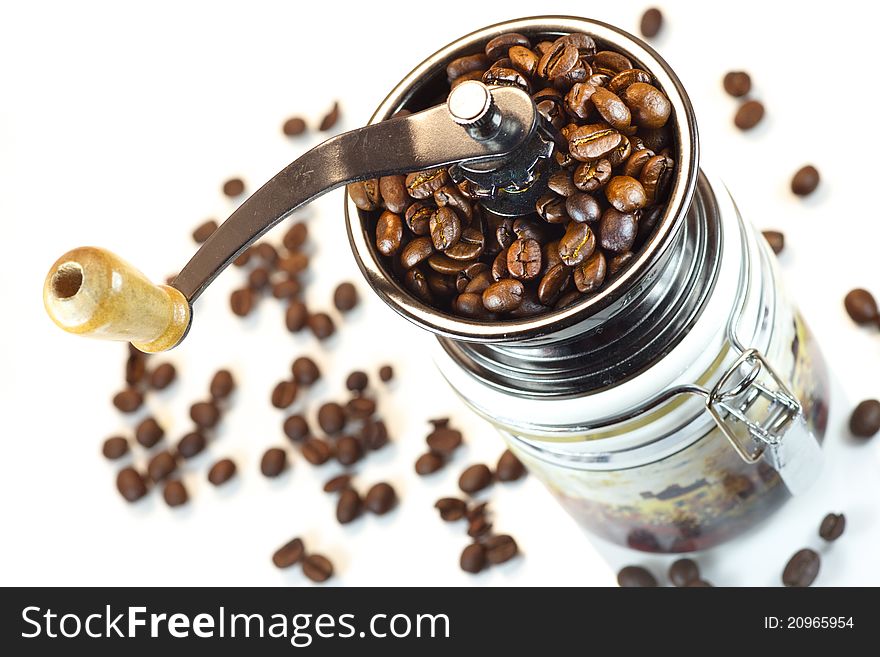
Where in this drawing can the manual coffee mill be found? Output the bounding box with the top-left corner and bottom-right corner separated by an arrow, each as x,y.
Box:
43,17 -> 829,552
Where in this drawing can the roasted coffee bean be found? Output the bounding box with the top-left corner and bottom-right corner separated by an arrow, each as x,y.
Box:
271,278 -> 299,299
608,251 -> 634,275
336,488 -> 363,524
537,40 -> 579,79
222,178 -> 245,197
543,240 -> 562,271
640,154 -> 674,203
600,208 -> 638,253
639,8 -> 663,37
125,353 -> 146,387
400,237 -> 434,269
278,252 -> 309,274
209,369 -> 235,400
102,436 -> 129,460
113,388 -> 143,413
591,87 -> 631,131
348,179 -> 381,211
162,479 -> 188,507
849,399 -> 880,438
782,548 -> 820,587
405,202 -> 433,236
723,71 -> 751,97
190,401 -> 220,429
148,363 -> 176,390
207,458 -> 236,486
435,497 -> 468,521
378,365 -> 394,382
606,176 -> 647,212
323,474 -> 353,493
496,449 -> 526,482
485,32 -> 530,60
467,515 -> 492,538
415,452 -> 445,475
446,53 -> 491,82
333,282 -> 358,312
427,427 -> 464,456
192,220 -> 217,243
558,32 -> 596,57
308,313 -> 335,340
445,228 -> 484,261
593,50 -> 632,75
291,356 -> 321,385
460,543 -> 487,574
450,70 -> 486,90
819,513 -> 846,541
534,87 -> 567,128
459,464 -> 493,495
734,100 -> 764,130
318,402 -> 346,434
485,535 -> 518,564
537,262 -> 571,305
669,558 -> 700,587
555,290 -> 583,309
569,124 -> 623,162
434,184 -> 474,221
509,45 -> 540,77
609,69 -> 653,95
566,192 -> 601,224
364,482 -> 397,515
261,447 -> 287,477
376,210 -> 404,256
457,262 -> 489,292
547,170 -> 577,198
453,292 -> 494,319
564,81 -> 598,120
230,288 -> 255,316
176,431 -> 207,459
506,238 -> 542,280
406,169 -> 449,200
302,554 -> 334,583
135,417 -> 165,448
283,414 -> 310,442
762,230 -> 785,255
535,193 -> 567,224
301,437 -> 333,465
272,537 -> 305,569
282,116 -> 306,136
513,217 -> 548,242
335,435 -> 363,466
360,418 -> 389,451
573,250 -> 607,293
429,206 -> 462,251
379,175 -> 409,214
617,565 -> 658,587
791,165 -> 820,196
346,397 -> 376,420
622,83 -> 671,128
318,101 -> 340,131
116,467 -> 147,502
256,243 -> 278,266
482,279 -> 525,313
345,370 -> 368,393
844,289 -> 878,324
404,268 -> 433,303
482,66 -> 531,92
247,266 -> 270,291
573,158 -> 613,192
233,247 -> 253,267
147,450 -> 177,482
271,380 -> 298,409
559,222 -> 596,266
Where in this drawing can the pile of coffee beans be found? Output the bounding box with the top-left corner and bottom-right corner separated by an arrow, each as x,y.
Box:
435,498 -> 518,574
324,475 -> 398,525
351,31 -> 678,321
272,536 -> 335,583
415,418 -> 465,475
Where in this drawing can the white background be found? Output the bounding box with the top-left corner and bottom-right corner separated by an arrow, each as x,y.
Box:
1,0 -> 878,587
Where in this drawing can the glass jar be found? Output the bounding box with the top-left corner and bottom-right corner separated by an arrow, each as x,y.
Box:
346,16 -> 830,552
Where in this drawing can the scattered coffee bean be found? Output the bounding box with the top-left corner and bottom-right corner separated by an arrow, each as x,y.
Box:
345,397 -> 376,420
162,479 -> 188,507
102,436 -> 129,460
147,450 -> 177,482
318,402 -> 346,434
639,8 -> 663,38
460,543 -> 487,574
222,177 -> 245,198
285,301 -> 308,332
723,71 -> 751,97
319,102 -> 340,131
283,414 -> 310,442
283,222 -> 308,251
282,117 -> 306,136
125,352 -> 147,386
333,282 -> 358,312
844,288 -> 878,324
415,452 -> 445,475
346,370 -> 368,392
336,487 -> 363,524
308,312 -> 335,340
230,288 -> 255,316
762,230 -> 785,255
190,401 -> 221,428
467,515 -> 492,538
192,220 -> 218,243
427,427 -> 463,456
176,431 -> 207,459
459,464 -> 493,495
335,435 -> 363,466
112,388 -> 143,413
272,537 -> 305,569
435,497 -> 468,521
135,417 -> 165,448
734,100 -> 764,130
208,369 -> 235,400
291,356 -> 321,385
364,482 -> 397,515
485,534 -> 518,565
782,548 -> 820,587
360,418 -> 389,451
271,380 -> 298,409
248,266 -> 270,291
302,554 -> 334,583
378,365 -> 394,382
617,565 -> 658,587
323,474 -> 353,493
819,512 -> 846,542
272,278 -> 301,299
149,362 -> 177,390
116,467 -> 147,502
207,458 -> 237,486
302,437 -> 333,465
260,447 -> 287,477
495,449 -> 526,482
669,558 -> 700,587
849,399 -> 880,438
791,165 -> 820,196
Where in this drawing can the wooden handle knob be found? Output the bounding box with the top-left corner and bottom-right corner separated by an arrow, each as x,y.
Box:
43,247 -> 191,353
